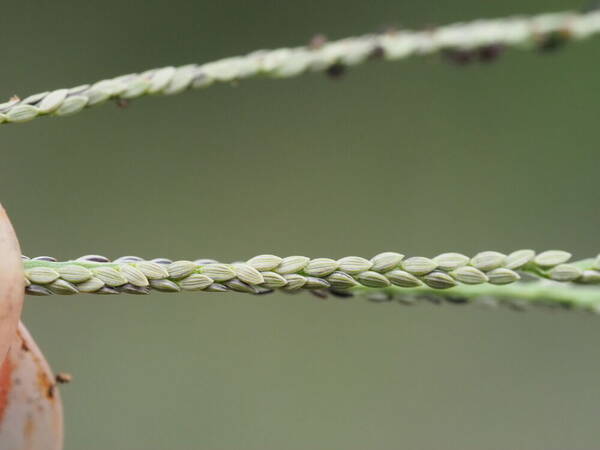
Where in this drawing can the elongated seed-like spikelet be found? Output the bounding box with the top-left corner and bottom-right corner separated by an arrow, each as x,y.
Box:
422,272 -> 457,289
276,256 -> 310,274
201,264 -> 236,282
305,258 -> 338,277
470,251 -> 506,271
48,279 -> 79,295
282,274 -> 307,290
149,279 -> 181,292
25,267 -> 60,284
6,105 -> 39,123
402,257 -> 437,276
534,250 -> 571,267
120,265 -> 149,287
433,253 -> 469,271
505,249 -> 535,270
38,89 -> 68,113
356,271 -> 390,288
386,270 -> 422,287
487,268 -> 520,285
136,261 -> 169,279
337,256 -> 372,274
167,261 -> 196,279
261,272 -> 288,288
55,95 -> 88,116
450,266 -> 488,284
370,252 -> 404,272
93,267 -> 128,287
304,277 -> 330,289
205,283 -> 228,292
582,270 -> 600,283
247,255 -> 282,271
327,271 -> 359,289
179,274 -> 213,291
57,265 -> 92,283
233,263 -> 264,285
77,277 -> 105,293
549,264 -> 582,282
225,279 -> 258,294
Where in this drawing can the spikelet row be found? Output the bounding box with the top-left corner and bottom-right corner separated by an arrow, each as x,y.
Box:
21,250 -> 599,296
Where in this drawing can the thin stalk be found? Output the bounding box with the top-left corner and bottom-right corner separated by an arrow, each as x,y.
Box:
2,10 -> 600,124
352,282 -> 600,313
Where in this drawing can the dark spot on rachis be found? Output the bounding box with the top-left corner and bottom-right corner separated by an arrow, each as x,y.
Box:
326,63 -> 346,79
115,98 -> 130,108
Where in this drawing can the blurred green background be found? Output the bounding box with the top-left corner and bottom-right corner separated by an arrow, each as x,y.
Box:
2,0 -> 600,448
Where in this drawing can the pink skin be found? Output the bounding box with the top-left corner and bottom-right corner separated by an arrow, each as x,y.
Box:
0,203 -> 24,363
0,204 -> 63,449
0,323 -> 64,449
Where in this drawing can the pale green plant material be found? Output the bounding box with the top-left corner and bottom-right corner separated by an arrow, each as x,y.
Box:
19,251 -> 600,312
7,10 -> 600,316
2,10 -> 600,125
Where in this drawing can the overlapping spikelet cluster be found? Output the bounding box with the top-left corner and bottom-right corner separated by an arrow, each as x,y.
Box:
21,250 -> 599,296
2,10 -> 600,124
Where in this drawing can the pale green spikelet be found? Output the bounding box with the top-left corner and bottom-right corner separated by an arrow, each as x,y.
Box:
305,258 -> 338,277
57,265 -> 93,283
179,274 -> 213,291
233,263 -> 265,285
356,271 -> 391,288
386,269 -> 422,287
370,252 -> 404,272
337,256 -> 372,274
470,251 -> 506,271
422,271 -> 457,289
201,264 -> 236,282
92,267 -> 128,287
327,271 -> 359,289
261,271 -> 288,288
276,256 -> 310,274
402,257 -> 437,276
549,264 -> 582,282
25,267 -> 60,284
167,261 -> 196,279
487,268 -> 520,285
247,254 -> 282,271
120,265 -> 149,287
450,266 -> 488,284
505,249 -> 536,269
433,253 -> 469,271
534,250 -> 571,267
